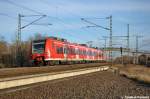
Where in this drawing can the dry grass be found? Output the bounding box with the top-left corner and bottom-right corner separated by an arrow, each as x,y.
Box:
113,64 -> 150,84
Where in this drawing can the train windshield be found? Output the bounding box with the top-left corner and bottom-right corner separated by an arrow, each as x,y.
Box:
32,40 -> 45,53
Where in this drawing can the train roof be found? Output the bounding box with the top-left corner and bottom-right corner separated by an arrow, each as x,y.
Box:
79,44 -> 87,47
48,36 -> 67,42
32,36 -> 103,51
33,36 -> 67,42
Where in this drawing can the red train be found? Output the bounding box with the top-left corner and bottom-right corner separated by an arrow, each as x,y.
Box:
31,37 -> 105,65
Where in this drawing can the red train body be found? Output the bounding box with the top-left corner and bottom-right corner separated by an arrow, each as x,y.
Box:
31,37 -> 105,65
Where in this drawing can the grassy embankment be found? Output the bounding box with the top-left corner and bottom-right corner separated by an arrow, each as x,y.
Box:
113,64 -> 150,84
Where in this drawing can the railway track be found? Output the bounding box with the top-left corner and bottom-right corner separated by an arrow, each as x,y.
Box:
0,68 -> 149,99
0,65 -> 109,90
0,63 -> 109,78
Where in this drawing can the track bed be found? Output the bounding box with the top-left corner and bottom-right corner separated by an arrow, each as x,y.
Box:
0,71 -> 149,99
0,63 -> 108,78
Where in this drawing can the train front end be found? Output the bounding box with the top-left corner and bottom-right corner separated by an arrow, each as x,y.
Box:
31,39 -> 47,65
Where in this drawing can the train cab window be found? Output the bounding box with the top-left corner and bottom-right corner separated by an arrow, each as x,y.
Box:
32,40 -> 45,53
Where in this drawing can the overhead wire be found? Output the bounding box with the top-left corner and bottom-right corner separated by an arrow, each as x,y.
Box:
3,0 -> 110,42
3,0 -> 86,41
0,13 -> 51,27
38,0 -> 103,40
4,0 -> 44,15
0,13 -> 17,20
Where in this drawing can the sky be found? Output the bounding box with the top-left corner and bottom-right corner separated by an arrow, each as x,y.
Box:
0,0 -> 150,51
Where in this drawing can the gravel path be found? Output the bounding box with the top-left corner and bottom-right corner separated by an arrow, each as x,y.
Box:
0,71 -> 149,99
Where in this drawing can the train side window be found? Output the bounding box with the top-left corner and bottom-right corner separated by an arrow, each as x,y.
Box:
72,48 -> 75,54
75,49 -> 79,54
101,53 -> 103,57
83,50 -> 85,55
81,50 -> 83,55
70,48 -> 73,54
89,51 -> 91,56
56,46 -> 59,54
80,50 -> 82,55
79,49 -> 81,55
56,46 -> 63,54
63,48 -> 67,54
94,52 -> 96,56
68,48 -> 70,54
91,51 -> 93,56
82,50 -> 84,55
67,48 -> 69,54
99,53 -> 102,57
60,47 -> 63,54
86,50 -> 88,56
86,51 -> 89,56
78,49 -> 80,55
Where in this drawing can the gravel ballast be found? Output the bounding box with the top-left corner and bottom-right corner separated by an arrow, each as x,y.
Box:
0,71 -> 149,99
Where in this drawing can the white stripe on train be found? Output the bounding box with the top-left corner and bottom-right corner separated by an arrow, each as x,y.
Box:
44,58 -> 104,61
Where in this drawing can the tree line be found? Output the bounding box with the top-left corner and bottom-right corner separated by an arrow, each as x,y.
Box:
0,33 -> 44,68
